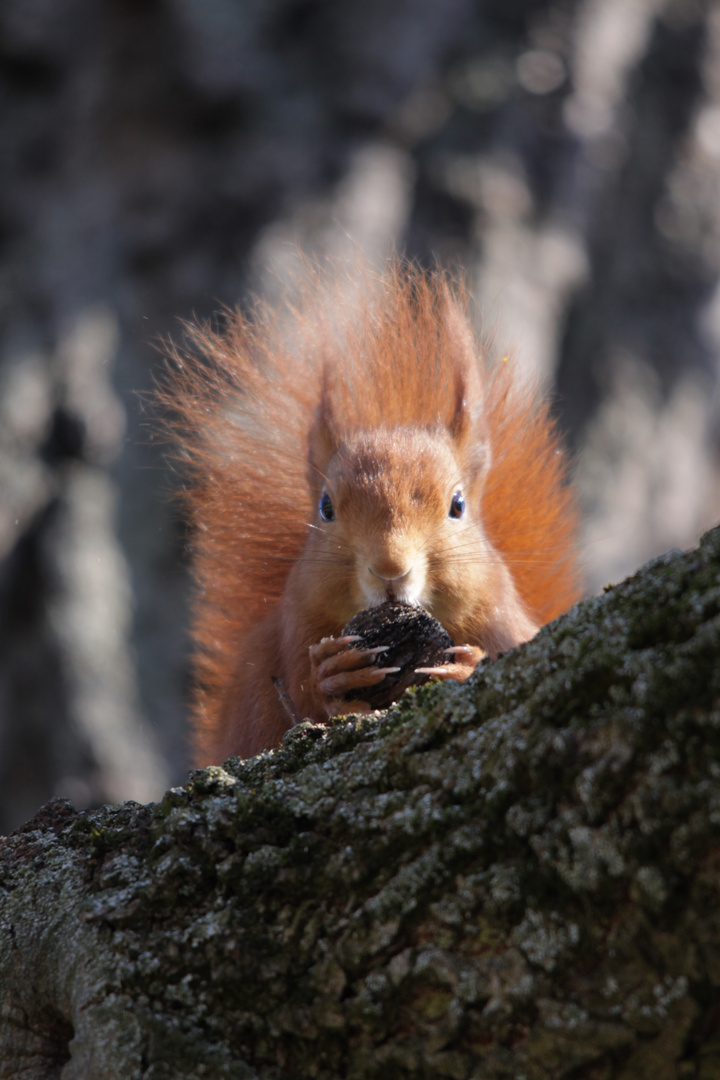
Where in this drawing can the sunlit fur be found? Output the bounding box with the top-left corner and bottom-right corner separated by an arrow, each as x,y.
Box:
161,259 -> 581,764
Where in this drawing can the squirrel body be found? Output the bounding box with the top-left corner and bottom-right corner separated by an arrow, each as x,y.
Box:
166,261 -> 580,764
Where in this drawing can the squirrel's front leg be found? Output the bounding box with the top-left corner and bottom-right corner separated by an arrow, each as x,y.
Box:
309,636 -> 400,717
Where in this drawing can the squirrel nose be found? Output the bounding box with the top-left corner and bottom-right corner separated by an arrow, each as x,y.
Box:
369,565 -> 411,586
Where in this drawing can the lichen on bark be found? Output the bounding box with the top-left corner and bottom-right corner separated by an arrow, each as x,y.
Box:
2,526 -> 720,1079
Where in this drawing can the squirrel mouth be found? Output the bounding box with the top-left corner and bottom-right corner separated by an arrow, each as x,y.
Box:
365,586 -> 422,608
363,565 -> 424,609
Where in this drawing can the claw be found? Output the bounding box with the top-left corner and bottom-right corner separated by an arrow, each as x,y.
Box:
415,645 -> 484,683
316,645 -> 390,682
310,635 -> 362,665
319,665 -> 400,696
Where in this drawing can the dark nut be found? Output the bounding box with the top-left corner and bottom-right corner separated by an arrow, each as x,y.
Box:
341,601 -> 454,708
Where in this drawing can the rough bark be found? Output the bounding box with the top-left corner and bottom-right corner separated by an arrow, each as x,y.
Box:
2,525 -> 719,1080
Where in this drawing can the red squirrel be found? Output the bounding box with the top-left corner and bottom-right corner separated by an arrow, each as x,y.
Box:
164,259 -> 581,764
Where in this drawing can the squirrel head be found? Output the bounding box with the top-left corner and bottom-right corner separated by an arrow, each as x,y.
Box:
309,424 -> 498,618
302,298 -> 498,626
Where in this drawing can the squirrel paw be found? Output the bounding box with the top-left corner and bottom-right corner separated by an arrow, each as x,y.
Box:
415,644 -> 485,682
309,636 -> 400,717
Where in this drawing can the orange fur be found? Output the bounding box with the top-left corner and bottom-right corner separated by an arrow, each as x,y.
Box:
161,260 -> 581,764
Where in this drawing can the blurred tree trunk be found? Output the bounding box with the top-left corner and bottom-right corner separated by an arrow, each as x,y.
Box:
2,527 -> 719,1080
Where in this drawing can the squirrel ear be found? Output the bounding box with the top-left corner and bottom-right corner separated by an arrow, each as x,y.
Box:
451,378 -> 491,495
441,293 -> 484,440
307,383 -> 338,482
440,290 -> 491,489
448,363 -> 481,446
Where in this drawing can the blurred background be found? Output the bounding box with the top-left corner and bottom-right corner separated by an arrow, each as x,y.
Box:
1,0 -> 719,832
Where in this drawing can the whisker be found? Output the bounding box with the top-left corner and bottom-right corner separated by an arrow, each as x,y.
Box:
307,462 -> 332,487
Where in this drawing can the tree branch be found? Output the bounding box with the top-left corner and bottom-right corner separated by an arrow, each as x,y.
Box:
2,526 -> 720,1079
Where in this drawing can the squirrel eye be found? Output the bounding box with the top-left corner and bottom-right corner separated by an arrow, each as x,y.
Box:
319,492 -> 335,522
449,491 -> 465,519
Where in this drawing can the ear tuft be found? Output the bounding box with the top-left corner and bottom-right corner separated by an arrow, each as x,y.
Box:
438,291 -> 483,438
307,378 -> 338,489
448,364 -> 473,445
437,287 -> 491,490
